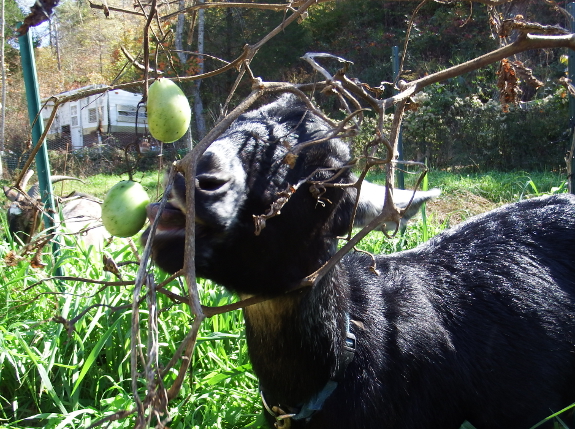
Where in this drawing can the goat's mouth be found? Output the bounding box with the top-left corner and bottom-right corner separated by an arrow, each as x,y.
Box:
146,202 -> 186,232
146,202 -> 210,235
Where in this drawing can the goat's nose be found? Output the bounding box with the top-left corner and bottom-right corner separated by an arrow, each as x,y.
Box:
196,150 -> 233,193
196,173 -> 231,193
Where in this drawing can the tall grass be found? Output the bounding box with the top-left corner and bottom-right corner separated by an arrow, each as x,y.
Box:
0,170 -> 569,429
368,169 -> 567,203
0,218 -> 259,428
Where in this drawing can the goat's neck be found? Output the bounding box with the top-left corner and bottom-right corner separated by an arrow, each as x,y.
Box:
242,265 -> 349,406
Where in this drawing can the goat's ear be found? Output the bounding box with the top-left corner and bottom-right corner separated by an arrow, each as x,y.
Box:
4,186 -> 20,202
354,181 -> 441,230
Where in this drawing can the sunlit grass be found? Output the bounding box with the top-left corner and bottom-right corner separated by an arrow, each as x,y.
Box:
0,218 -> 259,428
0,170 -> 570,428
367,169 -> 567,203
49,171 -> 165,201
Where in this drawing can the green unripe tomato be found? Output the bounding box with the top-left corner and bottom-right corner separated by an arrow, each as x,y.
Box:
102,181 -> 150,237
147,78 -> 191,143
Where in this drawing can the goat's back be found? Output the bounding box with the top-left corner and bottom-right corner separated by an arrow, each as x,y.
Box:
336,194 -> 575,429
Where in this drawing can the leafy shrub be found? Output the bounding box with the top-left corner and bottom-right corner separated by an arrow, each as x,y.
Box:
401,83 -> 569,171
48,145 -> 188,177
354,83 -> 570,172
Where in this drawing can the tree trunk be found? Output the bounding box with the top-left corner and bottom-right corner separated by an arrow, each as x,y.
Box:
192,0 -> 206,140
54,18 -> 61,71
175,0 -> 188,65
175,0 -> 195,149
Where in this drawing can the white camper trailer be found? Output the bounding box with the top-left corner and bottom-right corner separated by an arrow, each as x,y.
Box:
41,85 -> 148,150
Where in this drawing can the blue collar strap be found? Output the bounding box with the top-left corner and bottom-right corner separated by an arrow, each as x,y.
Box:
261,315 -> 357,426
336,313 -> 356,382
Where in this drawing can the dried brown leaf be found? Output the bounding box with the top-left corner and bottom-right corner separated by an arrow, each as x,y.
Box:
17,0 -> 60,36
512,61 -> 544,90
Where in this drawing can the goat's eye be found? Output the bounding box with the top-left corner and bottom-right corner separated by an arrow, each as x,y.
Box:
196,175 -> 229,192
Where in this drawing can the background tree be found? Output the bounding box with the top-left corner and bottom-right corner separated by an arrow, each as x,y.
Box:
193,0 -> 206,140
18,0 -> 146,97
1,0 -> 24,176
4,0 -> 570,167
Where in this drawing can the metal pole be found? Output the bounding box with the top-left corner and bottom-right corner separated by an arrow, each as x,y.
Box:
567,3 -> 575,194
18,23 -> 63,275
0,0 -> 6,178
392,46 -> 405,189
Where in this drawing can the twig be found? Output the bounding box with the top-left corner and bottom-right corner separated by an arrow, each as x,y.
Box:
120,45 -> 163,75
166,315 -> 203,400
89,1 -> 146,16
301,52 -> 353,81
25,276 -> 133,291
499,18 -> 570,38
160,1 -> 289,22
144,274 -> 169,423
382,33 -> 575,110
86,408 -> 137,429
141,0 -> 157,99
396,0 -> 430,87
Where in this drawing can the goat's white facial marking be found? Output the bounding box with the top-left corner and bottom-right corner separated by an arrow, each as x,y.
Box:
195,140 -> 248,231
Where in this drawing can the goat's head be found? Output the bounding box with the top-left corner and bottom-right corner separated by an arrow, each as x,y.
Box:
144,95 -> 439,295
3,171 -> 84,243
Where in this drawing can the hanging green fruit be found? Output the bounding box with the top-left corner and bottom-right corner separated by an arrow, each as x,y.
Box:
102,181 -> 150,237
147,78 -> 191,143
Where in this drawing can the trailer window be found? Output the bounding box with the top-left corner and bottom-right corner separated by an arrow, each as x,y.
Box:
117,104 -> 147,123
88,108 -> 97,123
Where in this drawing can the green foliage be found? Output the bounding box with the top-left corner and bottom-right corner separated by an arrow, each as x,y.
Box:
397,83 -> 569,171
249,14 -> 314,81
0,222 -> 260,428
406,3 -> 496,69
196,5 -> 314,109
2,0 -> 24,68
47,143 -> 188,178
0,170 -> 571,428
303,1 -> 409,88
302,2 -> 497,88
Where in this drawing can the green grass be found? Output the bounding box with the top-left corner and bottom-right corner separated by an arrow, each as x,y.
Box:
0,170 -> 571,428
50,171 -> 167,201
367,169 -> 567,203
0,214 -> 259,428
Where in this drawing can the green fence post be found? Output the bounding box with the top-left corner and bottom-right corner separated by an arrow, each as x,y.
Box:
568,3 -> 575,194
392,46 -> 405,190
18,23 -> 63,276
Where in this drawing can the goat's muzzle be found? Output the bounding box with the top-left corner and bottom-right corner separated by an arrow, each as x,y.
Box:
146,202 -> 186,232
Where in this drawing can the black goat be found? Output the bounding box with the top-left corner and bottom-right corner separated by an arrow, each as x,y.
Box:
144,95 -> 575,429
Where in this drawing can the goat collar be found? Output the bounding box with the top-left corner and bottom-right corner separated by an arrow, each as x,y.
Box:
260,314 -> 357,427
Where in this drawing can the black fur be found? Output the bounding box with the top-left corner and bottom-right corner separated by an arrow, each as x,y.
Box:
144,94 -> 575,429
